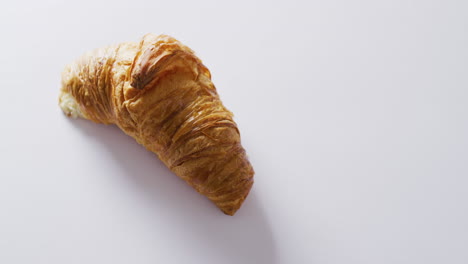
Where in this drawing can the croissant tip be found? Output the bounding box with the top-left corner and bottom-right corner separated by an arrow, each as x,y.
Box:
218,184 -> 254,216
221,207 -> 239,216
58,89 -> 84,119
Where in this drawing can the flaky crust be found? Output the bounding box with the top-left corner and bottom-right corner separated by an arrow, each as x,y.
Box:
59,34 -> 254,215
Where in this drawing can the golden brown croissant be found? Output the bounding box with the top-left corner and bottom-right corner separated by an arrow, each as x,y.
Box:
59,34 -> 254,215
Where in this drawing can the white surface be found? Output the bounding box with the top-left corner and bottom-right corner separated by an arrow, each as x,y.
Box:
1,0 -> 467,263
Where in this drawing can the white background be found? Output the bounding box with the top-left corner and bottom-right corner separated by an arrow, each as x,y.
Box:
1,0 -> 467,263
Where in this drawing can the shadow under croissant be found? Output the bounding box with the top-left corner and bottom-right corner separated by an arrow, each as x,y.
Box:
68,118 -> 278,264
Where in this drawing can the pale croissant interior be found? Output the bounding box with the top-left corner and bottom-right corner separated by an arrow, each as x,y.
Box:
58,90 -> 84,119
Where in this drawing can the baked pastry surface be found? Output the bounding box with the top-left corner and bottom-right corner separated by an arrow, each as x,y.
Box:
59,34 -> 254,215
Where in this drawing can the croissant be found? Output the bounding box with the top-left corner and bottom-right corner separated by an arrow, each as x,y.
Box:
59,34 -> 254,215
